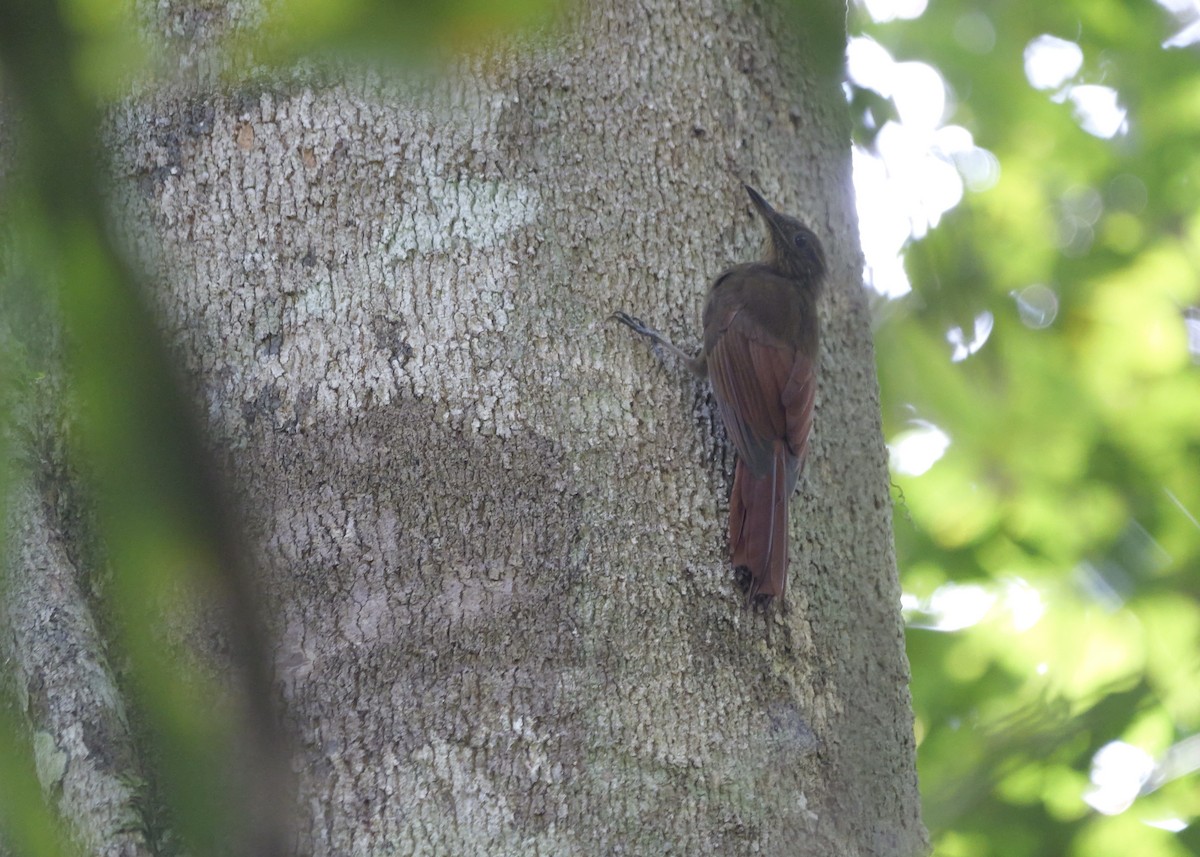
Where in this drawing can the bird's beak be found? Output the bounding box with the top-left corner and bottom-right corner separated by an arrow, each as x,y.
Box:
745,184 -> 790,246
743,184 -> 776,220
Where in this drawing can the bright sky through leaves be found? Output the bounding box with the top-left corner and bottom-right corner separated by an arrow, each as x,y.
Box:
851,0 -> 1200,849
848,36 -> 997,301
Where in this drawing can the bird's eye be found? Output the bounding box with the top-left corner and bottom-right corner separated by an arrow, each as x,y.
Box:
793,232 -> 808,249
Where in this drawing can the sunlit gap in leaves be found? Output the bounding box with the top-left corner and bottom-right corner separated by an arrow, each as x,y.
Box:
857,0 -> 926,25
1024,34 -> 1129,139
888,420 -> 949,477
1086,741 -> 1157,816
901,578 -> 1045,633
946,311 -> 993,363
846,20 -> 1000,300
1085,739 -> 1193,835
1086,731 -> 1200,829
1154,0 -> 1200,48
1182,309 -> 1200,362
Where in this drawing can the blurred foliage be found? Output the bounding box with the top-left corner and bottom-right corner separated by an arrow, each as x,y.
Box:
242,0 -> 560,65
0,1 -> 558,854
0,0 -> 276,850
851,0 -> 1200,854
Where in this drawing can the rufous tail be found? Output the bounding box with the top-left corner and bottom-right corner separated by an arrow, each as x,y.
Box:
729,444 -> 790,600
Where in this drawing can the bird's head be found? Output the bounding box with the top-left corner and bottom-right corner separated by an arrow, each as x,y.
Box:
744,184 -> 827,287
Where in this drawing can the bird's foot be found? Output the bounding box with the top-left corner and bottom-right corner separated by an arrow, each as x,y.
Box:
609,310 -> 658,339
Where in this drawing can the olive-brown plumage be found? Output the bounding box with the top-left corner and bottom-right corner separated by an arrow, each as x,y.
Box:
612,185 -> 825,601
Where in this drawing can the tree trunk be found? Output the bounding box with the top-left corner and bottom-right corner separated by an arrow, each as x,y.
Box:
7,0 -> 926,854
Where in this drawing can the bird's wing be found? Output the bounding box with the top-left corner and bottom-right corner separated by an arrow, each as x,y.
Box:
707,302 -> 814,482
780,348 -> 816,488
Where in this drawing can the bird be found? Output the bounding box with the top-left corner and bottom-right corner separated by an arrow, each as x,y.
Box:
611,184 -> 826,602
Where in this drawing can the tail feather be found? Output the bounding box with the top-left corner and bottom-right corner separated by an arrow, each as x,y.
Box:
729,443 -> 791,599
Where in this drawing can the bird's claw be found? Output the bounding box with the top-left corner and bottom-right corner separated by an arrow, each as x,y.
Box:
609,310 -> 652,337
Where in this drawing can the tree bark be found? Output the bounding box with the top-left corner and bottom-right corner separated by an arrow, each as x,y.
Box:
8,0 -> 926,854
